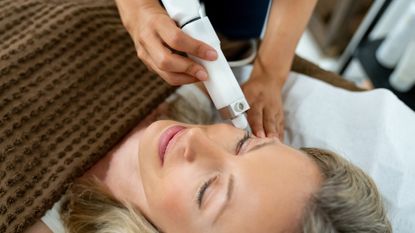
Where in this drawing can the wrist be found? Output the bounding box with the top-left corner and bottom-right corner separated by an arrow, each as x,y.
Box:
251,57 -> 289,90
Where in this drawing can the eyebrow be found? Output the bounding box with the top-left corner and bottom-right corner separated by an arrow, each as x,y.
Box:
213,174 -> 234,224
247,141 -> 277,153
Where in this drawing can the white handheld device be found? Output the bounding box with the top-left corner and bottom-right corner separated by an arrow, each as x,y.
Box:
160,0 -> 251,130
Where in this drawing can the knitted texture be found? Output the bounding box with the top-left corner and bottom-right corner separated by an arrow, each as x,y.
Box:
0,1 -> 175,232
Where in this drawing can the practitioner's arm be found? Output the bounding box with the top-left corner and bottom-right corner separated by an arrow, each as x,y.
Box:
242,0 -> 317,139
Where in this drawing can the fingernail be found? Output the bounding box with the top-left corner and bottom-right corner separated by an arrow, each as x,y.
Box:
205,50 -> 217,60
196,70 -> 208,80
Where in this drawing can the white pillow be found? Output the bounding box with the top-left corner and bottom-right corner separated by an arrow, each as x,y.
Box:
282,72 -> 415,233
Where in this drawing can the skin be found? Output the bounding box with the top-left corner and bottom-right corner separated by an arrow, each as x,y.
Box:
138,120 -> 322,233
114,0 -> 317,140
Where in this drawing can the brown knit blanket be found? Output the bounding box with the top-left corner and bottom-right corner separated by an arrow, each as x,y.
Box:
0,1 -> 175,232
0,1 -> 361,232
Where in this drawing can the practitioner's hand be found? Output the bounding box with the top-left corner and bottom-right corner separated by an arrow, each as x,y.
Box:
242,74 -> 285,140
115,0 -> 218,85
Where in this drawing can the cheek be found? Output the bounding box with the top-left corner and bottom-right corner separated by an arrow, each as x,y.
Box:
151,177 -> 194,224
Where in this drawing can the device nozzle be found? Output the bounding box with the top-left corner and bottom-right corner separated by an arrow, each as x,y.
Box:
231,114 -> 250,130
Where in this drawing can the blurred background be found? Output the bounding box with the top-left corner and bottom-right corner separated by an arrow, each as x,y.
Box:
296,0 -> 415,110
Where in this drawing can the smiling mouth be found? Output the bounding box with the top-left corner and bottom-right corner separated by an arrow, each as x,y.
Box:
158,125 -> 186,165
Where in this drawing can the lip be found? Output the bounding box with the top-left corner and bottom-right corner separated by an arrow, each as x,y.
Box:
158,125 -> 186,165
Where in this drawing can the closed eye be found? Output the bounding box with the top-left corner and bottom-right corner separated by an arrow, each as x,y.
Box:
197,175 -> 218,208
236,130 -> 251,154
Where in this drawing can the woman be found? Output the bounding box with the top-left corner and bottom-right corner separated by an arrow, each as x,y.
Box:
26,73 -> 395,233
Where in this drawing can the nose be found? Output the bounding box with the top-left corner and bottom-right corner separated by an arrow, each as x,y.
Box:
179,127 -> 225,164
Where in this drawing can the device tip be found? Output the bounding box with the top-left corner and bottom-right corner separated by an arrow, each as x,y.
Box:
244,125 -> 252,133
232,114 -> 249,130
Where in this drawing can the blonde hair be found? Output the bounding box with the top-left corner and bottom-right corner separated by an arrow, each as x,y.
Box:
60,178 -> 159,233
301,148 -> 392,233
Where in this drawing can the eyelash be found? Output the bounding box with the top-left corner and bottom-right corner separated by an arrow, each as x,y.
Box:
197,175 -> 218,208
236,130 -> 251,154
196,130 -> 251,208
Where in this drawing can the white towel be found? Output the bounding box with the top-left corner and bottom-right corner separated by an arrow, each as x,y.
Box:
282,72 -> 415,233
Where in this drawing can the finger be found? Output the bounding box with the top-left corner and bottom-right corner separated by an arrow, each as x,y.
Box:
170,54 -> 209,81
136,46 -> 155,72
158,53 -> 208,81
160,71 -> 200,86
143,60 -> 154,72
135,43 -> 154,72
152,65 -> 200,86
157,21 -> 218,61
144,34 -> 209,81
142,33 -> 174,69
263,108 -> 278,138
138,41 -> 200,85
247,105 -> 265,138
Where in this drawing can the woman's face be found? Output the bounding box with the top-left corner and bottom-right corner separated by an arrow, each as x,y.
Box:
138,120 -> 321,233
